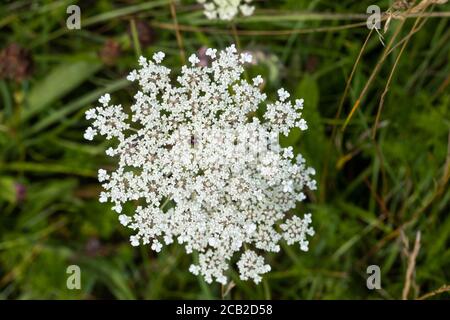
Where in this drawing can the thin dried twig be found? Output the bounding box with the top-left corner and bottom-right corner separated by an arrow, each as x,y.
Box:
402,231 -> 421,300
221,281 -> 236,299
169,0 -> 186,63
154,21 -> 369,36
411,0 -> 448,13
342,0 -> 447,131
441,131 -> 450,186
372,9 -> 426,139
417,284 -> 450,300
150,9 -> 450,36
342,18 -> 405,131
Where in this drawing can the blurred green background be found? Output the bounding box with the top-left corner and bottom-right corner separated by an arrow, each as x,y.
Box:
0,0 -> 449,299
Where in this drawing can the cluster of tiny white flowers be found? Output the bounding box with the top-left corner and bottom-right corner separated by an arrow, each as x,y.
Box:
281,213 -> 315,252
84,44 -> 316,284
237,250 -> 271,284
197,0 -> 254,21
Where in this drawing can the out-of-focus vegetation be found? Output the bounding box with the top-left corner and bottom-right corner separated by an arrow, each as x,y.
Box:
0,0 -> 449,299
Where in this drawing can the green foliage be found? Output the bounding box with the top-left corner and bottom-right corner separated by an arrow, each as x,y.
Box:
0,0 -> 449,300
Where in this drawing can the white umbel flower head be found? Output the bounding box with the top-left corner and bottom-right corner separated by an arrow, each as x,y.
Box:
84,44 -> 317,285
198,0 -> 255,21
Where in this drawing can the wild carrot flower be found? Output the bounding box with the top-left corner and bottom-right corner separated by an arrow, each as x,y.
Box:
84,45 -> 316,284
197,0 -> 255,20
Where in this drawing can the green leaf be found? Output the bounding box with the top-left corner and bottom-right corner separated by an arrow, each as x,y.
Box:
295,75 -> 327,172
81,258 -> 136,300
23,61 -> 101,121
25,78 -> 128,136
0,177 -> 16,203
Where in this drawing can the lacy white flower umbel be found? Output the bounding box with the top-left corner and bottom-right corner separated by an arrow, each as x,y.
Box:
84,45 -> 316,284
197,0 -> 254,21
